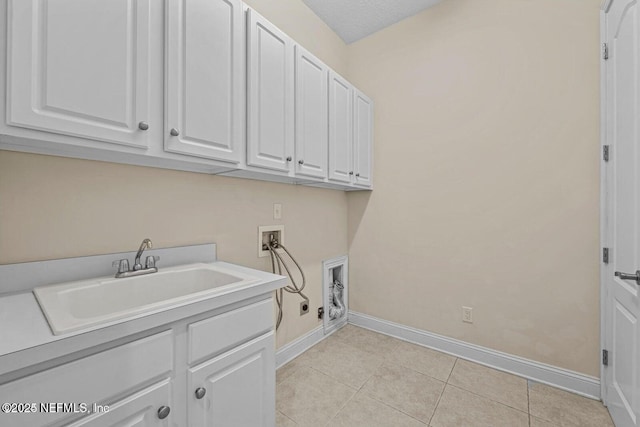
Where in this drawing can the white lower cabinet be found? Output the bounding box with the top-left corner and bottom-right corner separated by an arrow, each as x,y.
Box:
66,380 -> 173,427
0,298 -> 275,427
0,331 -> 174,427
188,332 -> 275,427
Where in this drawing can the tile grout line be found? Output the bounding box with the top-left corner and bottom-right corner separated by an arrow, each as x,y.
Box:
428,358 -> 457,426
277,410 -> 297,426
446,383 -> 530,416
278,362 -> 360,425
322,385 -> 359,427
527,380 -> 531,427
445,357 -> 458,383
358,388 -> 430,426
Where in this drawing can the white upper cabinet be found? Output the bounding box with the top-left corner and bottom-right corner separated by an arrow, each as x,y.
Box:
328,71 -> 353,184
246,8 -> 295,172
3,1 -> 372,190
294,45 -> 328,179
165,0 -> 243,163
6,0 -> 154,149
353,88 -> 373,188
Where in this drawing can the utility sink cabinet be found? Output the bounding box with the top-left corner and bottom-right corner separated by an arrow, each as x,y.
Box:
0,297 -> 276,427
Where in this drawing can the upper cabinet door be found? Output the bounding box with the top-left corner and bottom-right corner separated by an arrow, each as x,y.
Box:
165,0 -> 243,163
294,46 -> 328,179
6,0 -> 153,149
328,71 -> 353,184
353,89 -> 373,188
246,8 -> 294,172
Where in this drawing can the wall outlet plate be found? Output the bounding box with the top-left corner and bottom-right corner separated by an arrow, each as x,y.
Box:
258,225 -> 284,258
462,306 -> 473,323
300,298 -> 309,315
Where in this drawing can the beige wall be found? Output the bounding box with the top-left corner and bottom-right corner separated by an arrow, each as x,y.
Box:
244,0 -> 348,75
0,0 -> 348,349
347,0 -> 602,376
0,0 -> 603,376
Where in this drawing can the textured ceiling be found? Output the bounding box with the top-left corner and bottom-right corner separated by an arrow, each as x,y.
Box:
303,0 -> 443,44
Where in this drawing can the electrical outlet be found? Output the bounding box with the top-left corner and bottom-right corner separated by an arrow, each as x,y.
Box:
300,299 -> 309,315
273,203 -> 282,219
462,306 -> 473,323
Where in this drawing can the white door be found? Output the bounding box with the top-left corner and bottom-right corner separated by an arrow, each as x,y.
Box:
66,380 -> 172,427
353,89 -> 374,188
294,45 -> 328,179
246,8 -> 294,172
165,0 -> 243,163
6,0 -> 153,148
188,332 -> 275,427
603,1 -> 640,426
328,71 -> 353,184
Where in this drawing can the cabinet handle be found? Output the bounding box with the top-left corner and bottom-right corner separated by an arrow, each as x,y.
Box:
157,406 -> 170,419
349,171 -> 354,175
356,173 -> 360,177
286,156 -> 292,162
170,128 -> 180,137
195,387 -> 207,399
138,121 -> 149,131
298,159 -> 304,165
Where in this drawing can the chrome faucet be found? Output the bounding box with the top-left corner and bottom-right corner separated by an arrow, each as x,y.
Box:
112,238 -> 160,278
134,238 -> 153,271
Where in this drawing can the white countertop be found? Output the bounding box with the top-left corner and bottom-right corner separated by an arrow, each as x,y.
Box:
0,261 -> 286,378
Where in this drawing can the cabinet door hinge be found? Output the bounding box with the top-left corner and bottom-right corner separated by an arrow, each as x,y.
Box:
603,43 -> 609,60
603,248 -> 610,264
602,349 -> 609,366
603,145 -> 610,162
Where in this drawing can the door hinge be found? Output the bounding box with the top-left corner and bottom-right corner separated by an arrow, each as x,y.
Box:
603,248 -> 609,264
603,43 -> 609,60
602,349 -> 609,366
603,145 -> 610,162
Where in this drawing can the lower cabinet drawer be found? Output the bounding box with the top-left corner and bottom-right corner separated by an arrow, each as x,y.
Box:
0,330 -> 173,427
65,379 -> 172,427
188,298 -> 273,364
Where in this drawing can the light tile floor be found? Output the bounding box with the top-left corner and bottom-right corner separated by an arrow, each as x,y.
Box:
276,325 -> 614,427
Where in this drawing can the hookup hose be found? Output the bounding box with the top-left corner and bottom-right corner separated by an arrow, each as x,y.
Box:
267,238 -> 307,330
328,279 -> 345,320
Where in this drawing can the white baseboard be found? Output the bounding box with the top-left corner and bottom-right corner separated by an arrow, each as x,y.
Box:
348,311 -> 601,400
276,325 -> 325,369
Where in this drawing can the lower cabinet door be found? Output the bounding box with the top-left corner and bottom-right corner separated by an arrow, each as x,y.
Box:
188,332 -> 275,427
66,380 -> 172,427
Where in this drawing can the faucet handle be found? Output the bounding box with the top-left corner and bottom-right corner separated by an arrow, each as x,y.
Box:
145,255 -> 160,269
112,259 -> 130,274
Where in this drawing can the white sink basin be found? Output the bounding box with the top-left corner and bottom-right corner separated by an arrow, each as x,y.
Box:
33,263 -> 259,335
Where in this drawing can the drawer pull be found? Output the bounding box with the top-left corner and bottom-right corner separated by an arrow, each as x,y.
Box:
157,405 -> 170,419
195,387 -> 207,399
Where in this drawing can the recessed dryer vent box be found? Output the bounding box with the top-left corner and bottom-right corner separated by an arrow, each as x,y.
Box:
322,255 -> 348,335
258,225 -> 284,258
